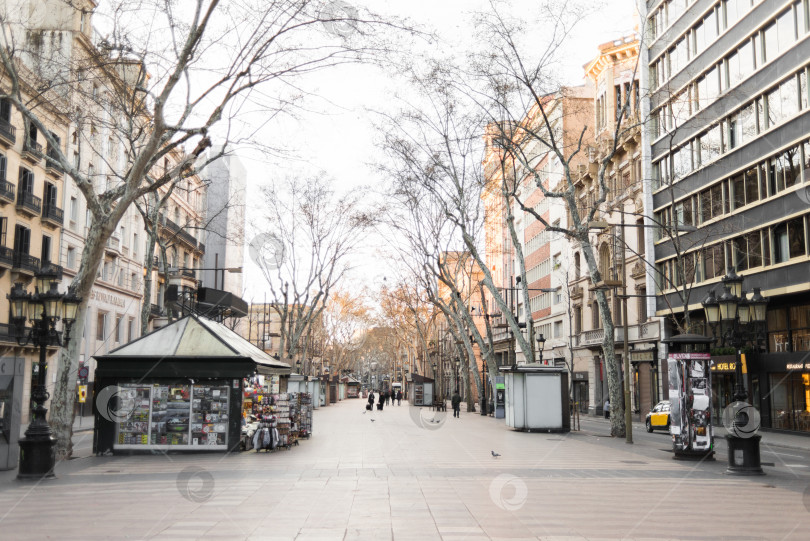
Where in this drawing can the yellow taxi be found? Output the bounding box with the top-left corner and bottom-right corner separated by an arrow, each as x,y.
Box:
645,400 -> 671,432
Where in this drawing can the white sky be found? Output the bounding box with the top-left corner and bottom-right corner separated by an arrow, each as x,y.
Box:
231,0 -> 640,301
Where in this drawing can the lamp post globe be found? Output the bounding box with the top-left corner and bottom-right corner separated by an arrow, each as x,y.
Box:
9,269 -> 81,479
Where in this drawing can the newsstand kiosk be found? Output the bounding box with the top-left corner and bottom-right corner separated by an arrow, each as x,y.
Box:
92,315 -> 290,455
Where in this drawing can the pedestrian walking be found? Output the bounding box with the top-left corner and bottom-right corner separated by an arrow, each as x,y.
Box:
396,390 -> 403,405
604,399 -> 610,419
377,391 -> 385,411
385,390 -> 390,406
368,391 -> 375,411
451,390 -> 461,418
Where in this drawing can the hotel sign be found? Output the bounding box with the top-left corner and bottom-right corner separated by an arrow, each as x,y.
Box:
786,362 -> 809,371
90,289 -> 128,308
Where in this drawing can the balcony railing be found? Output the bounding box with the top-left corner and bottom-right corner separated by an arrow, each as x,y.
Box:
150,303 -> 165,317
576,322 -> 661,348
181,268 -> 196,278
46,148 -> 64,175
0,246 -> 13,267
0,322 -> 15,343
0,119 -> 15,145
106,235 -> 120,251
42,204 -> 64,226
12,252 -> 40,274
0,180 -> 14,203
22,138 -> 42,161
16,190 -> 41,215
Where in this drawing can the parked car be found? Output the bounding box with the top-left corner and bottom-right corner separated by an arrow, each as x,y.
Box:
645,400 -> 671,432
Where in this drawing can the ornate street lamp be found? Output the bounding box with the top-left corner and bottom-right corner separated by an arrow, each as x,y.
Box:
536,333 -> 546,364
7,270 -> 81,479
701,274 -> 769,475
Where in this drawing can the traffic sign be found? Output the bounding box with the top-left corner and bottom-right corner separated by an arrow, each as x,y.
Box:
78,385 -> 87,403
78,366 -> 89,379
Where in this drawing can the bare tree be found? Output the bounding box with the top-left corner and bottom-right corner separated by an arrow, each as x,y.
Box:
0,0 -> 409,457
255,176 -> 374,368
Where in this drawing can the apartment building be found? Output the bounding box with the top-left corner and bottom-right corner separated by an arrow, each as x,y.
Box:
201,146 -> 246,296
643,0 -> 810,432
146,149 -> 207,330
0,73 -> 70,423
568,35 -> 664,419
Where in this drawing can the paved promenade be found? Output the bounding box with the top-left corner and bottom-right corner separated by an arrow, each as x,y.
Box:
1,400 -> 809,540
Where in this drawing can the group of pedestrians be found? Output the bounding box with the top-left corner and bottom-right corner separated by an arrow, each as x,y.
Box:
366,389 -> 403,411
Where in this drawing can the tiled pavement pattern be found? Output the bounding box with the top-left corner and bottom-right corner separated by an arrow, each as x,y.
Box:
1,401 -> 809,540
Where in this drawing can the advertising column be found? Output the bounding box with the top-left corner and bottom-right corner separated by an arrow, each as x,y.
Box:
668,351 -> 713,459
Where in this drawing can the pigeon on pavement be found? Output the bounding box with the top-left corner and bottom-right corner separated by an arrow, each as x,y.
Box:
370,419 -> 376,422
491,450 -> 501,458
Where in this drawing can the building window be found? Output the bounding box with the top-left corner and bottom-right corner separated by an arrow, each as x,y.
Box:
97,312 -> 107,341
591,301 -> 601,330
41,235 -> 51,264
0,217 -> 6,247
128,317 -> 136,343
574,252 -> 581,279
115,315 -> 124,343
67,246 -> 76,269
13,224 -> 31,256
638,288 -> 647,323
574,306 -> 582,335
69,196 -> 78,228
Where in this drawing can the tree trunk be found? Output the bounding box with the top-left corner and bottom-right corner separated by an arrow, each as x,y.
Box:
51,221 -> 114,460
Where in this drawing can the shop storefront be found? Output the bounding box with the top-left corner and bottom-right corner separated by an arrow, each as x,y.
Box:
752,353 -> 810,433
630,348 -> 659,421
572,371 -> 588,413
93,315 -> 290,454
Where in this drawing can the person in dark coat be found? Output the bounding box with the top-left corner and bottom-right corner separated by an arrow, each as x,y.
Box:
368,391 -> 375,409
377,391 -> 385,411
451,390 -> 461,418
396,390 -> 403,405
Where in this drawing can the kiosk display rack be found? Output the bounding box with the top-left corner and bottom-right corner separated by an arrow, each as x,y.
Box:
115,382 -> 230,450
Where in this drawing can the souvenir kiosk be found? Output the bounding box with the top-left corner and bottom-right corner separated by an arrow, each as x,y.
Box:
92,314 -> 291,454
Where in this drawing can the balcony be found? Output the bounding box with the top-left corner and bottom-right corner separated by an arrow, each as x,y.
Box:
45,148 -> 64,177
12,252 -> 40,276
22,138 -> 42,164
150,303 -> 165,318
181,268 -> 196,279
16,190 -> 41,217
41,204 -> 64,228
196,241 -> 205,254
105,234 -> 121,254
0,246 -> 13,269
579,328 -> 605,346
0,119 -> 15,147
0,322 -> 16,343
577,322 -> 661,349
0,180 -> 14,204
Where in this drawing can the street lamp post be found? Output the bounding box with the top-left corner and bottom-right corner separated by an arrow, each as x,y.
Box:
7,266 -> 81,479
536,333 -> 546,364
701,271 -> 768,475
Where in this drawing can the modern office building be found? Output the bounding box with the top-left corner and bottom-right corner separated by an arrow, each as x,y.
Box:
201,146 -> 246,295
643,0 -> 810,432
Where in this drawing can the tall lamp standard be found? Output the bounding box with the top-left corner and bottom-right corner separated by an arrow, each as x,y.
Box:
7,266 -> 81,479
536,333 -> 546,364
431,361 -> 437,404
701,271 -> 769,475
